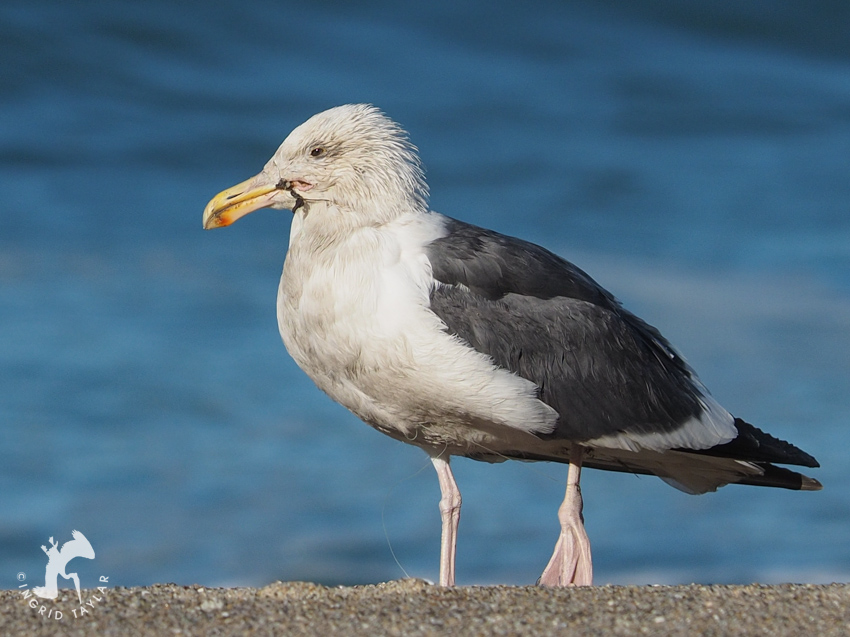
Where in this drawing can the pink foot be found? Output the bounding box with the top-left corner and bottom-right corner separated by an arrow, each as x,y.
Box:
539,446 -> 593,586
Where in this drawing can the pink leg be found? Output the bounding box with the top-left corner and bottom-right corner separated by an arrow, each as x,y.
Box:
431,455 -> 461,587
538,445 -> 593,586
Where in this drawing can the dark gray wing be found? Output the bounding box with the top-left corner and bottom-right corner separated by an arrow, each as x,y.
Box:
425,217 -> 820,486
426,216 -> 704,442
428,217 -> 618,307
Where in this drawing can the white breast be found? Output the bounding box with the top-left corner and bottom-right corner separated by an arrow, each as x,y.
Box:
276,207 -> 558,453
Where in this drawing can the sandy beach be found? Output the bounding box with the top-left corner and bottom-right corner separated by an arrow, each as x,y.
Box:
3,579 -> 848,636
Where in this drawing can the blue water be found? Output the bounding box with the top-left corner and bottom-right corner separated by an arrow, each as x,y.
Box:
2,1 -> 849,588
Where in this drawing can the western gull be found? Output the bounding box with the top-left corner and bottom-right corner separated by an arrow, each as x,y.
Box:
202,104 -> 821,587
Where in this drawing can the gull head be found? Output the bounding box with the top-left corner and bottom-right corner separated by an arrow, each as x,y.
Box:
203,104 -> 429,229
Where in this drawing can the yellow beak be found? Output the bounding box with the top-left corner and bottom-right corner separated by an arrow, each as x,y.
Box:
202,177 -> 280,229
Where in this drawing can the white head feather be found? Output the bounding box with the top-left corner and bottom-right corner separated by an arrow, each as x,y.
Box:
264,104 -> 429,223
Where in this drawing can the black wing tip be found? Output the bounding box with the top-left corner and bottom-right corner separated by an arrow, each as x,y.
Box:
733,418 -> 820,468
692,417 -> 820,468
735,463 -> 823,491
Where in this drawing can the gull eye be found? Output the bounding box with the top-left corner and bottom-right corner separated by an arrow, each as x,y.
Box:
310,146 -> 325,157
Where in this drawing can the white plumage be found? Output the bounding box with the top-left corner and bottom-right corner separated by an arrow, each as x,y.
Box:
203,104 -> 820,587
279,210 -> 559,448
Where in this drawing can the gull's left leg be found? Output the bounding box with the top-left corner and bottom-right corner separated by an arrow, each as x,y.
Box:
538,445 -> 593,586
430,454 -> 461,587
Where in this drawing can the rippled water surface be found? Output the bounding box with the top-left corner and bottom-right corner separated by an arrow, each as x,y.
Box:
2,1 -> 849,587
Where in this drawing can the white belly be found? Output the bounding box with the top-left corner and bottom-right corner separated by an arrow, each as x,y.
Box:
276,210 -> 558,454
